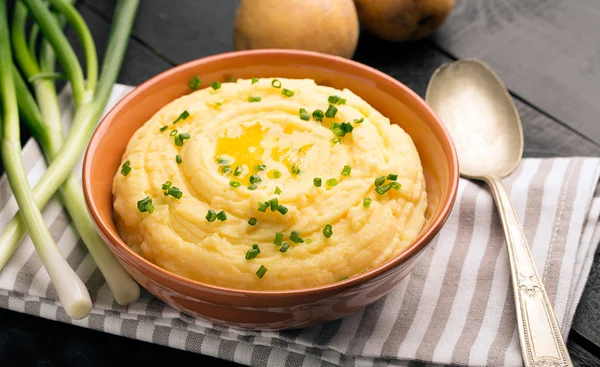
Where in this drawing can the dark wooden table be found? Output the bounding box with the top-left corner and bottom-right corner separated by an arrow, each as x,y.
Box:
1,1 -> 599,366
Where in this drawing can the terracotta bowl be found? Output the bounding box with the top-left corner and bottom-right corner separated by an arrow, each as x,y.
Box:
83,49 -> 459,330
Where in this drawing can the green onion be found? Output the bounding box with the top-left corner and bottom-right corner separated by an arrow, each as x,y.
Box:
341,122 -> 353,133
281,88 -> 294,97
387,173 -> 398,181
137,197 -> 154,213
325,104 -> 337,118
176,155 -> 182,164
290,165 -> 301,175
229,181 -> 241,188
274,232 -> 283,246
326,178 -> 338,187
290,230 -> 304,243
332,138 -> 342,144
305,239 -> 312,244
354,117 -> 364,124
221,166 -> 232,175
248,217 -> 257,225
272,170 -> 282,178
226,77 -> 237,83
331,123 -> 345,137
312,109 -> 324,122
251,77 -> 258,84
277,204 -> 288,215
341,276 -> 349,281
246,248 -> 260,260
391,182 -> 402,190
363,197 -> 372,208
274,186 -> 282,195
328,95 -> 346,105
247,184 -> 257,190
271,79 -> 281,88
159,125 -> 168,132
234,165 -> 243,176
299,108 -> 310,120
256,265 -> 267,278
170,129 -> 178,136
120,160 -> 131,176
269,198 -> 279,211
255,164 -> 266,171
248,96 -> 261,102
216,210 -> 227,221
375,182 -> 401,195
211,81 -> 221,90
313,177 -> 322,187
161,181 -> 172,192
341,165 -> 351,176
323,224 -> 333,238
374,176 -> 386,187
174,132 -> 190,146
188,75 -> 202,90
279,243 -> 290,252
216,157 -> 229,165
167,186 -> 182,199
249,174 -> 262,184
258,201 -> 269,212
206,209 -> 217,222
215,101 -> 222,106
172,110 -> 190,124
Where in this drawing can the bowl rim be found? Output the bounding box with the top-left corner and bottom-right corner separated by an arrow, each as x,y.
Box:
83,49 -> 459,298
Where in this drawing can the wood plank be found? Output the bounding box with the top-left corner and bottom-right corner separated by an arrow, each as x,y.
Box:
571,245 -> 600,347
432,0 -> 600,145
568,337 -> 600,367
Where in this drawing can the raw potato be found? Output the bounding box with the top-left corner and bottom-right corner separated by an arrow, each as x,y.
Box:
354,0 -> 455,42
233,0 -> 359,59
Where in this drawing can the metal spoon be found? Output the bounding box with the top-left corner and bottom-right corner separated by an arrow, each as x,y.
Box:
426,59 -> 573,367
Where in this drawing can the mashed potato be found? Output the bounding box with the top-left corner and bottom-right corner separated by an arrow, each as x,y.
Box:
113,78 -> 427,291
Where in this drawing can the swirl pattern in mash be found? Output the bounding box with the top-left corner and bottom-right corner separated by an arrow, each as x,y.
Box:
113,78 -> 427,291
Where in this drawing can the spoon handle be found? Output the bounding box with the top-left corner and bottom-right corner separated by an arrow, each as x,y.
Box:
485,176 -> 573,367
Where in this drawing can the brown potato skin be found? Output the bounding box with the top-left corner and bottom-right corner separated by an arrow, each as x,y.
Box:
233,0 -> 360,59
354,0 -> 455,42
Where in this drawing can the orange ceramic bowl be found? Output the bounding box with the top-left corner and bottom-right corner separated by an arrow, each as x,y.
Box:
83,50 -> 458,330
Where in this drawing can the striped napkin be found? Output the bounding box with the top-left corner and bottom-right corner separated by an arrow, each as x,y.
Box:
1,84 -> 599,367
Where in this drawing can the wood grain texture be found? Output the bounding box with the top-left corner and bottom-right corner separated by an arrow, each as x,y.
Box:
432,0 -> 600,145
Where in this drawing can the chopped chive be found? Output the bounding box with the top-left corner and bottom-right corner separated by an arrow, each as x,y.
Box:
341,165 -> 351,176
328,95 -> 340,104
354,117 -> 364,124
274,186 -> 282,195
374,176 -> 386,187
179,132 -> 191,139
258,201 -> 269,212
167,186 -> 183,199
174,132 -> 191,146
245,248 -> 260,260
206,209 -> 217,222
221,166 -> 232,175
272,170 -> 282,178
325,104 -> 337,118
269,198 -> 279,211
299,108 -> 310,121
332,137 -> 342,145
391,182 -> 402,190
211,81 -> 221,90
363,197 -> 372,208
229,181 -> 241,188
313,177 -> 322,187
271,79 -> 281,88
256,265 -> 268,278
326,178 -> 338,187
137,197 -> 154,214
173,110 -> 190,124
277,204 -> 288,215
338,98 -> 346,105
274,232 -> 283,246
176,155 -> 182,164
215,101 -> 223,106
341,122 -> 353,133
216,210 -> 227,221
249,174 -> 262,184
234,166 -> 243,176
248,217 -> 257,225
305,239 -> 313,244
161,181 -> 172,191
387,174 -> 398,181
248,96 -> 262,102
331,123 -> 345,137
170,129 -> 178,136
341,276 -> 349,281
120,160 -> 131,176
279,243 -> 290,252
375,183 -> 397,195
323,224 -> 333,238
247,184 -> 258,190
188,75 -> 202,90
290,165 -> 301,175
290,230 -> 304,243
159,125 -> 168,132
312,109 -> 324,122
281,88 -> 294,97
226,77 -> 237,83
216,157 -> 229,165
255,164 -> 266,171
251,77 -> 259,84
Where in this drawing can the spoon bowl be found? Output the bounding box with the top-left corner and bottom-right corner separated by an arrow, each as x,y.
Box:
426,59 -> 523,179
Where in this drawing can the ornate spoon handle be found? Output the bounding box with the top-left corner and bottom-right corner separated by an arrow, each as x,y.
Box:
485,176 -> 573,367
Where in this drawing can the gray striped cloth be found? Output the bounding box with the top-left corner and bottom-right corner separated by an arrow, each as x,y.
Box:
1,84 -> 599,367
